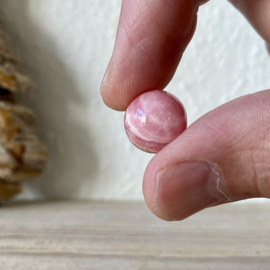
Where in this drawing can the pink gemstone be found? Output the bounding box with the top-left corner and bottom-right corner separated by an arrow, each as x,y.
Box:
124,90 -> 187,153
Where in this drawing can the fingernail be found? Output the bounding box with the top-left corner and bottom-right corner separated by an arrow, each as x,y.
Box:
100,64 -> 110,94
155,162 -> 229,221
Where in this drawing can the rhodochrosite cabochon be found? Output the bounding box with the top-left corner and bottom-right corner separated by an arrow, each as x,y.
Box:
124,90 -> 187,153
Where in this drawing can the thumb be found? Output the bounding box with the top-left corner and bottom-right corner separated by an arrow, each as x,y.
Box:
143,90 -> 270,221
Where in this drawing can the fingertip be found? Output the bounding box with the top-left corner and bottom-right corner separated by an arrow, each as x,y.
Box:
100,87 -> 127,112
143,158 -> 230,221
101,0 -> 198,112
100,61 -> 129,111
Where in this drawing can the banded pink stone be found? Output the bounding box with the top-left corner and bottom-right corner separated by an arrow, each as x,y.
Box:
124,90 -> 187,153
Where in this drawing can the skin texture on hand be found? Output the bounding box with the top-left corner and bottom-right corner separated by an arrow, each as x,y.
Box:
101,0 -> 198,111
101,0 -> 270,221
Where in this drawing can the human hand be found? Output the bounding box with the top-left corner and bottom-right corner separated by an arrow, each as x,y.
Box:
100,0 -> 270,221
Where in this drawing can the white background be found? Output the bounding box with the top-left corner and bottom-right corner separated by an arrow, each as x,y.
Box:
0,0 -> 269,200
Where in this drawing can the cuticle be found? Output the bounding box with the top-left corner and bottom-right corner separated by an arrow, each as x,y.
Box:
208,162 -> 232,202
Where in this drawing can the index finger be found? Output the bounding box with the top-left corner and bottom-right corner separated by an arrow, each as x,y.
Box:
100,0 -> 200,111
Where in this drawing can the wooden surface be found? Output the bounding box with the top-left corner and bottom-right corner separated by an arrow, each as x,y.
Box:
0,200 -> 270,269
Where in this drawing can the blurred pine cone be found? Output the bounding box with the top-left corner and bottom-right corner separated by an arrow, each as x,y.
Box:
0,28 -> 48,200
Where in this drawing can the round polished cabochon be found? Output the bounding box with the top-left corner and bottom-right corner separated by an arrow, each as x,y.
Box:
124,90 -> 187,153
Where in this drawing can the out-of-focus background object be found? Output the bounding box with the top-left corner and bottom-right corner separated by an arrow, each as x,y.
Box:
0,0 -> 269,201
0,26 -> 47,200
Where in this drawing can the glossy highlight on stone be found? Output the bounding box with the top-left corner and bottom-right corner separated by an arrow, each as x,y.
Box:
124,90 -> 187,153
